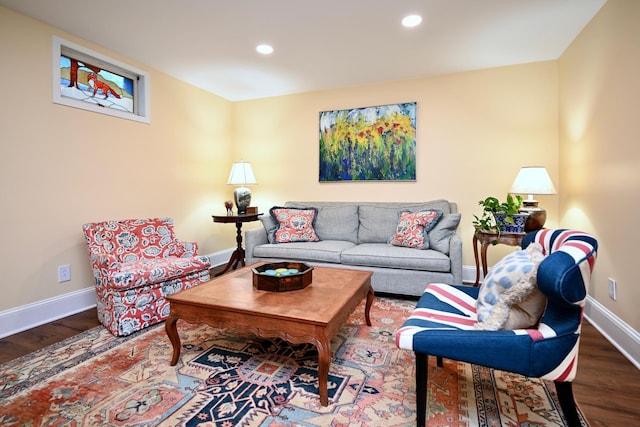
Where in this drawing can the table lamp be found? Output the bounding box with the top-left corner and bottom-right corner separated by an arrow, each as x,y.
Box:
227,161 -> 256,214
509,166 -> 556,232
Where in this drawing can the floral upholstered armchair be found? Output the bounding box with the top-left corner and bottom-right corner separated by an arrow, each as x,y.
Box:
82,217 -> 211,336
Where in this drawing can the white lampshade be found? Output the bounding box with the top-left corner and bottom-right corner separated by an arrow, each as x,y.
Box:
227,162 -> 256,214
510,166 -> 556,232
227,162 -> 257,186
510,166 -> 557,197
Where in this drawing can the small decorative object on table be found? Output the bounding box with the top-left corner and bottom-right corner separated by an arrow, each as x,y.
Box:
252,262 -> 313,292
224,200 -> 234,216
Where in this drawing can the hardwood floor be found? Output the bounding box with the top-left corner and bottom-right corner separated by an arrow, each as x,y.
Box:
1,269 -> 638,426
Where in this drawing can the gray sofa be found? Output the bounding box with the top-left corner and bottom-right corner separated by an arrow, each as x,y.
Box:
244,200 -> 462,296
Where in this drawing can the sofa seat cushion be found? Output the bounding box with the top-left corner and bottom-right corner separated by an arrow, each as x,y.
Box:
111,256 -> 211,290
252,240 -> 356,263
341,243 -> 451,272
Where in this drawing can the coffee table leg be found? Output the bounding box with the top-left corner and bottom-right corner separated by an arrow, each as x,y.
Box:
364,287 -> 374,326
316,337 -> 331,406
165,314 -> 181,366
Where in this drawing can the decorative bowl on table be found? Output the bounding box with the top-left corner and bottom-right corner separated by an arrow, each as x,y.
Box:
252,262 -> 313,292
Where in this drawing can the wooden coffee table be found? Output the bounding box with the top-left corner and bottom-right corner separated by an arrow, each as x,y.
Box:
165,264 -> 374,406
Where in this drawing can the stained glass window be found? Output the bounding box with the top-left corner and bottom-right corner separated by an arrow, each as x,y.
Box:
52,36 -> 150,123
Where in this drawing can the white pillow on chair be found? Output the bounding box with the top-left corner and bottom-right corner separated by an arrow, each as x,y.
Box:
475,242 -> 546,330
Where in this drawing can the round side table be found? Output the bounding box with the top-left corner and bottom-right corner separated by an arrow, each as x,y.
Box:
212,213 -> 261,276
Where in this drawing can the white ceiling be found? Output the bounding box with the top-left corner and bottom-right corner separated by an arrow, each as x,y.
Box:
0,0 -> 606,101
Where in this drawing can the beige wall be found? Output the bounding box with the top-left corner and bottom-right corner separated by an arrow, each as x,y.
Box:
234,63 -> 560,266
0,7 -> 235,312
559,0 -> 640,331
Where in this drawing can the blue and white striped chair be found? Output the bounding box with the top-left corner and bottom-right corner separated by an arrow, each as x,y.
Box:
396,229 -> 598,427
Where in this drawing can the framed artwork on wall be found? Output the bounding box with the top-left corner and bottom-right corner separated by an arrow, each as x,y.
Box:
51,36 -> 150,123
319,102 -> 417,182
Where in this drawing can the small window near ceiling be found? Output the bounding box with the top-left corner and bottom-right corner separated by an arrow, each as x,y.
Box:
52,36 -> 150,123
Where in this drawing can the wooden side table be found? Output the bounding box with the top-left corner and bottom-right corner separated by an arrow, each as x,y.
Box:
212,213 -> 261,276
473,230 -> 525,286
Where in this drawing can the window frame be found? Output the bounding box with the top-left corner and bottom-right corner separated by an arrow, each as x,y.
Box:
51,36 -> 150,123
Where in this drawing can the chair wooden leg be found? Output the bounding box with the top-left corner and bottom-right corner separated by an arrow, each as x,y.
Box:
415,352 -> 428,427
436,356 -> 443,367
554,381 -> 581,427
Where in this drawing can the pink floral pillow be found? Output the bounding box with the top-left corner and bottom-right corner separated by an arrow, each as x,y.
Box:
270,207 -> 320,243
390,210 -> 442,249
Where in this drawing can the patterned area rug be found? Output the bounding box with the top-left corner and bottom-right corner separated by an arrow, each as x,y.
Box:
0,297 -> 587,426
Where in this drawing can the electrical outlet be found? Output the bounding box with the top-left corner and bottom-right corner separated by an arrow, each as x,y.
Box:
608,278 -> 617,301
58,264 -> 71,282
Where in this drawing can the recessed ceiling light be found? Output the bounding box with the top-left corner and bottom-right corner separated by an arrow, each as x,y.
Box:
256,44 -> 274,55
402,14 -> 422,28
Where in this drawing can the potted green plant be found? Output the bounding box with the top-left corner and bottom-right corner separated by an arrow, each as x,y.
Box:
473,194 -> 527,235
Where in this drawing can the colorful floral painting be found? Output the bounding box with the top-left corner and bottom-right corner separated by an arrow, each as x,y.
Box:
319,102 -> 417,181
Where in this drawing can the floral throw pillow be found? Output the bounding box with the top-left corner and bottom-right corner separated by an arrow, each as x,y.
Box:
389,209 -> 442,249
270,207 -> 320,243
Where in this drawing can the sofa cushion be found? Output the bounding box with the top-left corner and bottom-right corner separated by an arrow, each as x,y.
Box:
358,200 -> 452,244
390,210 -> 443,249
427,213 -> 461,255
341,243 -> 451,272
270,207 -> 320,243
259,214 -> 278,244
358,206 -> 402,243
252,240 -> 355,263
286,203 -> 359,243
475,243 -> 546,330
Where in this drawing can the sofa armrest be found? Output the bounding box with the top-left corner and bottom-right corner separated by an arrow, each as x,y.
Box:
245,226 -> 268,265
448,234 -> 463,285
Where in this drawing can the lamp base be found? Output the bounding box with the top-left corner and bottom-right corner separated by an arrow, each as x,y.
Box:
520,206 -> 546,232
234,186 -> 252,214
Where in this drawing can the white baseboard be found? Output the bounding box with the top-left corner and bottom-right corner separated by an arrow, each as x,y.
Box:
0,287 -> 97,339
462,265 -> 479,284
0,249 -> 233,339
584,295 -> 640,369
208,249 -> 233,270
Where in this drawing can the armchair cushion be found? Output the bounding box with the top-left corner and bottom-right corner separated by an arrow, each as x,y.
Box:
112,256 -> 211,289
475,242 -> 546,330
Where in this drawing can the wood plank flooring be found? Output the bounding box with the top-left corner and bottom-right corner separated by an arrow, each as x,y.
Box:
1,269 -> 638,426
